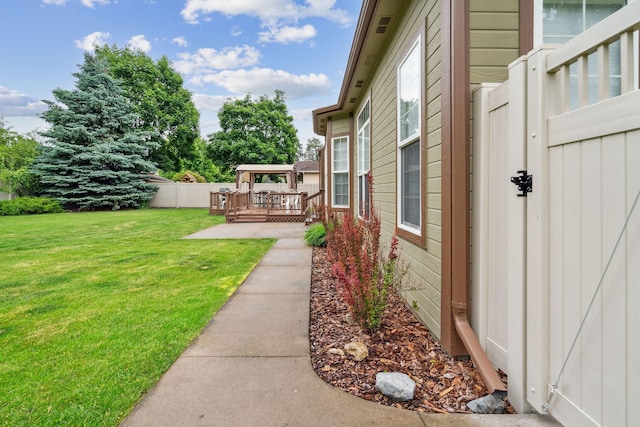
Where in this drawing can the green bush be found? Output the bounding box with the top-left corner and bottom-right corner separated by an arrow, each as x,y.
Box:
0,197 -> 63,216
304,222 -> 326,247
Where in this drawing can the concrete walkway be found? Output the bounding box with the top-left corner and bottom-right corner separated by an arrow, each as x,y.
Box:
122,223 -> 560,427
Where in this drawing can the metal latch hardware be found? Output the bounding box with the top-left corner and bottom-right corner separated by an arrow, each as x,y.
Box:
510,170 -> 532,197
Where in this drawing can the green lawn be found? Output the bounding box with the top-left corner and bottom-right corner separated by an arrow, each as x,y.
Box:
0,209 -> 275,426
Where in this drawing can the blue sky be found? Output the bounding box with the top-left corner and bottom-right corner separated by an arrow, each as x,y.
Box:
0,0 -> 360,146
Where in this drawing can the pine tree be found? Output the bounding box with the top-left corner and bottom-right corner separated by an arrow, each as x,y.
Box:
32,53 -> 159,210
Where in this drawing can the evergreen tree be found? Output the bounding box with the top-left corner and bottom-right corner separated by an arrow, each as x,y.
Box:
32,53 -> 158,211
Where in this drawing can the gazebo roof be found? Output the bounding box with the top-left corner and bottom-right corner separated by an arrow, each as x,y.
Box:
235,164 -> 295,173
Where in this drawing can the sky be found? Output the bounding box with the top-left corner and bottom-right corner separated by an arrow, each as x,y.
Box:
0,0 -> 361,147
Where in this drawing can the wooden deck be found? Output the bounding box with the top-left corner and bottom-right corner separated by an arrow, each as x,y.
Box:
209,191 -> 321,223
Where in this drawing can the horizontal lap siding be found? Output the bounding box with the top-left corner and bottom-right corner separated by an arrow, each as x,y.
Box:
331,118 -> 351,135
365,0 -> 443,337
470,0 -> 520,87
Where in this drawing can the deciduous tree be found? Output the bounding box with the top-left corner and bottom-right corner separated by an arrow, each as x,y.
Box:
95,46 -> 200,174
207,90 -> 300,173
0,119 -> 41,196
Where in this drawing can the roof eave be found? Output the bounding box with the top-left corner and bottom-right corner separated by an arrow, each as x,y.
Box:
312,0 -> 404,136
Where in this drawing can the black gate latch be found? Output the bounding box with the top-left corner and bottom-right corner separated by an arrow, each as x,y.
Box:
510,170 -> 532,197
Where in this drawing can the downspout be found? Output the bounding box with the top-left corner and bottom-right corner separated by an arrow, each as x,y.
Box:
446,0 -> 506,395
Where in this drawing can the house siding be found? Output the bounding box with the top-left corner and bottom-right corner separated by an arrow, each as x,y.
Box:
470,0 -> 520,86
359,0 -> 444,337
317,0 -> 523,344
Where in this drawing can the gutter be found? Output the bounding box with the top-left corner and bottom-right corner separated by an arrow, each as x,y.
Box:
453,303 -> 507,394
444,0 -> 507,396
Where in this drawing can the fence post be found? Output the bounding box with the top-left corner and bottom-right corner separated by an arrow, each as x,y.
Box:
506,55 -> 531,414
525,46 -> 556,413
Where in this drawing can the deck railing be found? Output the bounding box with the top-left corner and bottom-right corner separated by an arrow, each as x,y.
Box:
303,190 -> 324,223
209,190 -> 310,221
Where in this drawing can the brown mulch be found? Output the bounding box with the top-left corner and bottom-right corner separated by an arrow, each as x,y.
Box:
309,247 -> 514,414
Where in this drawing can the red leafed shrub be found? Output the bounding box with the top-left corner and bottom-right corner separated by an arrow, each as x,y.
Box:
324,173 -> 405,331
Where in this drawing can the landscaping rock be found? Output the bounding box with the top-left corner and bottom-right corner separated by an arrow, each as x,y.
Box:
344,342 -> 368,361
328,348 -> 345,357
375,372 -> 416,402
467,393 -> 507,414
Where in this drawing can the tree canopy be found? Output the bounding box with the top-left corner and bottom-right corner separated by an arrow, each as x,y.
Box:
207,90 -> 300,173
0,118 -> 41,196
95,45 -> 200,174
298,137 -> 323,161
32,53 -> 158,210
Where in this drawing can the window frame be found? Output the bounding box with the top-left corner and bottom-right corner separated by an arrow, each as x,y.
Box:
396,36 -> 423,238
356,99 -> 371,219
331,135 -> 349,208
534,0 -> 630,46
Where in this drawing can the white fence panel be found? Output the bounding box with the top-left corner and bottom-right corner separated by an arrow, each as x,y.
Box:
544,127 -> 640,427
150,183 -> 232,208
472,56 -> 529,414
472,83 -> 510,373
149,182 -> 320,209
524,20 -> 640,423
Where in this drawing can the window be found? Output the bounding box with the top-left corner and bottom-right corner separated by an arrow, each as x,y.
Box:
397,38 -> 421,233
357,101 -> 370,218
332,136 -> 349,207
539,0 -> 627,107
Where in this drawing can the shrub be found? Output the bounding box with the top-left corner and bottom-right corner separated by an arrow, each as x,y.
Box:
324,173 -> 406,331
0,197 -> 63,216
171,170 -> 207,183
304,223 -> 327,247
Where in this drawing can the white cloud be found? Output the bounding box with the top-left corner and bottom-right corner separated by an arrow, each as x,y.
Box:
258,24 -> 317,44
181,0 -> 352,27
43,0 -> 111,5
127,34 -> 151,53
192,93 -> 229,112
74,31 -> 111,51
174,45 -> 260,75
192,68 -> 331,100
0,86 -> 47,117
81,0 -> 110,7
172,36 -> 188,47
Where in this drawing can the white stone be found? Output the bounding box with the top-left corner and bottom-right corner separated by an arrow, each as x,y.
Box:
375,372 -> 416,402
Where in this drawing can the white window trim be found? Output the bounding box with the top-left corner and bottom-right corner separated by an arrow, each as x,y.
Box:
533,0 -> 637,100
396,36 -> 422,235
357,99 -> 370,218
331,136 -> 349,208
533,0 -> 633,47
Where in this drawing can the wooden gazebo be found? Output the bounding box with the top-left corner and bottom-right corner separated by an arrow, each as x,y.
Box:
210,164 -> 316,223
234,164 -> 298,191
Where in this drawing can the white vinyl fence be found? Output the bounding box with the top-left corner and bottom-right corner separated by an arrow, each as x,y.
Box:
149,182 -> 320,208
473,3 -> 640,425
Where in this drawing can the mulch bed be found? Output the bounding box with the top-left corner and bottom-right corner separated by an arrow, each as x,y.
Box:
309,247 -> 514,413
